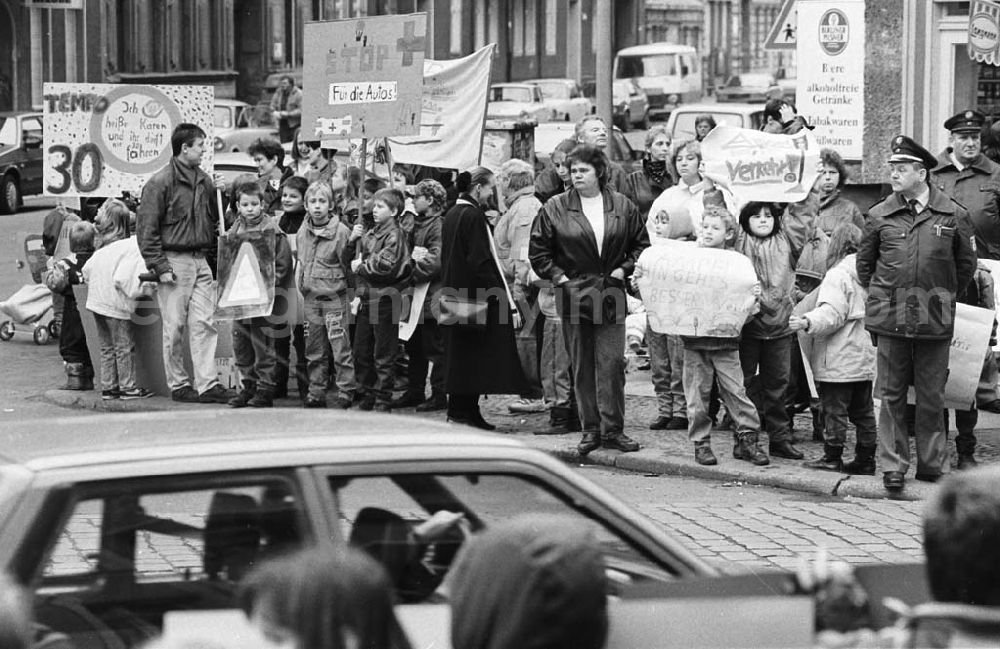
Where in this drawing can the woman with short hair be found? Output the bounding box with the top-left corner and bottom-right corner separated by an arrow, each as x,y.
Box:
622,125 -> 675,216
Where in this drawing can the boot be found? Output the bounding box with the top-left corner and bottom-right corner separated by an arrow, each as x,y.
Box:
811,408 -> 825,442
248,387 -> 274,408
536,406 -> 572,435
229,380 -> 256,408
843,444 -> 876,475
956,437 -> 978,470
803,444 -> 844,472
734,432 -> 770,466
273,363 -> 289,399
63,362 -> 91,391
769,439 -> 805,460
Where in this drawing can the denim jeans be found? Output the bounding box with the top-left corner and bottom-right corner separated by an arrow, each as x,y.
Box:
59,295 -> 91,367
156,251 -> 219,393
647,326 -> 686,419
93,314 -> 136,392
739,335 -> 793,443
274,323 -> 307,394
232,317 -> 279,391
817,381 -> 876,449
683,347 -> 761,444
563,321 -> 625,436
513,283 -> 543,399
304,297 -> 357,401
354,296 -> 399,404
540,316 -> 572,408
405,318 -> 445,399
877,336 -> 950,476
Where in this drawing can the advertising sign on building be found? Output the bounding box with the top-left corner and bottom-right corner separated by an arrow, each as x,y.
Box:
302,13 -> 427,140
969,0 -> 1000,65
795,0 -> 865,159
42,83 -> 214,197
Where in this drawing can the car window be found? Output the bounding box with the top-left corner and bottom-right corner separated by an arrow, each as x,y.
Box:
0,117 -> 15,145
328,472 -> 674,603
534,81 -> 570,99
672,111 -> 752,140
22,117 -> 43,135
491,86 -> 533,103
235,106 -> 251,128
32,476 -> 306,647
214,106 -> 233,129
618,53 -> 677,78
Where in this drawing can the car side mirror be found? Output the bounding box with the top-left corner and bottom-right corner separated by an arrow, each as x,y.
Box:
23,134 -> 42,149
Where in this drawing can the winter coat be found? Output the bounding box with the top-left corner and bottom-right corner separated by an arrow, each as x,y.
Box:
796,254 -> 875,383
932,150 -> 1000,260
348,218 -> 411,305
137,157 -> 220,277
736,192 -> 817,339
408,211 -> 443,315
82,237 -> 149,320
495,186 -> 542,287
793,226 -> 830,301
277,208 -> 305,237
441,195 -> 524,395
269,85 -> 303,128
622,159 -> 674,216
857,186 -> 978,340
296,217 -> 354,301
530,187 -> 650,324
816,190 -> 866,237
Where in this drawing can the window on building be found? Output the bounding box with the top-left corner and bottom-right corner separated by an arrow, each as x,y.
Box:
525,0 -> 537,56
474,0 -> 486,50
450,0 -> 462,55
513,0 -> 524,56
545,0 -> 557,55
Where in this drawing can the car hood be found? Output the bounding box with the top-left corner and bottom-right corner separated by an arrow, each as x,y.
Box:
0,143 -> 18,159
488,101 -> 536,114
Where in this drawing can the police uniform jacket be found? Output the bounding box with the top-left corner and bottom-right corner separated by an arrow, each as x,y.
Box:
932,150 -> 1000,260
856,185 -> 977,340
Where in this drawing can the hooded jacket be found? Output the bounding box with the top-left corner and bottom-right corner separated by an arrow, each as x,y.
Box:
82,237 -> 149,320
449,515 -> 607,649
495,186 -> 542,286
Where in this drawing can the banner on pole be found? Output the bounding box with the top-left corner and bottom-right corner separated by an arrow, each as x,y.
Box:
701,125 -> 822,204
215,230 -> 276,321
42,83 -> 214,197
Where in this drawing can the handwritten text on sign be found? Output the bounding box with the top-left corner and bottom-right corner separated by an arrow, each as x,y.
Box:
701,125 -> 821,204
328,82 -> 399,105
635,242 -> 759,337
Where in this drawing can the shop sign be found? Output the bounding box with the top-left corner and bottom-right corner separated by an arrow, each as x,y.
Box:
969,0 -> 1000,65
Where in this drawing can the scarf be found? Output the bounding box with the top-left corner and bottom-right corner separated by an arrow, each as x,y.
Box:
644,158 -> 669,188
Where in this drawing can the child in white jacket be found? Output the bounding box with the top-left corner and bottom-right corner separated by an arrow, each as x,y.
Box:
83,199 -> 153,401
788,223 -> 876,474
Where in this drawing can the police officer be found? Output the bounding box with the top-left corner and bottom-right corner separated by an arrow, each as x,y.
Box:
857,136 -> 978,493
932,109 -> 1000,260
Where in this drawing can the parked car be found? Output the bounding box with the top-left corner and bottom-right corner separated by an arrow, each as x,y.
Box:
487,83 -> 553,123
0,111 -> 43,214
715,73 -> 777,104
0,410 -> 721,647
534,122 -> 642,175
663,102 -> 766,141
212,151 -> 257,188
613,79 -> 651,132
525,78 -> 594,122
613,43 -> 702,120
213,99 -> 278,153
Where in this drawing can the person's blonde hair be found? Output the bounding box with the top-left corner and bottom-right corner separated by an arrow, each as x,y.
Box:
95,198 -> 132,248
499,158 -> 535,194
304,181 -> 333,204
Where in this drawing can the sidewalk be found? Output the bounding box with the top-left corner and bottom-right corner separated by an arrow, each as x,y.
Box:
43,365 -> 1000,503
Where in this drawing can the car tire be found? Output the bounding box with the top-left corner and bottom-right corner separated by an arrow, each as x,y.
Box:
0,175 -> 19,215
620,111 -> 630,132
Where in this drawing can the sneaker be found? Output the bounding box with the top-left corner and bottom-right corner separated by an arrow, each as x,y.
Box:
120,387 -> 154,400
171,386 -> 200,403
665,416 -> 689,430
694,444 -> 718,466
102,388 -> 121,400
333,396 -> 353,409
303,396 -> 327,408
508,397 -> 547,414
198,384 -> 232,404
602,433 -> 640,452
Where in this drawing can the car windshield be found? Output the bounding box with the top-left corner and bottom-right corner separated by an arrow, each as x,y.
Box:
491,86 -> 533,103
533,82 -> 570,99
734,74 -> 774,88
214,106 -> 233,129
616,53 -> 678,78
0,117 -> 16,145
672,111 -> 763,139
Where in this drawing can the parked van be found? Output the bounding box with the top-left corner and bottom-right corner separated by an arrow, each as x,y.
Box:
613,43 -> 702,120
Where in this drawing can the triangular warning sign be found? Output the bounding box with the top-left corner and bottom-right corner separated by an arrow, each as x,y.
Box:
218,242 -> 268,308
723,131 -> 760,151
764,0 -> 797,51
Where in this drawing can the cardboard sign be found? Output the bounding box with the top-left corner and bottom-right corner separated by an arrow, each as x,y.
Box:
398,282 -> 430,341
701,125 -> 821,205
215,230 -> 276,321
978,258 -> 1000,351
635,242 -> 759,337
302,14 -> 427,140
42,83 -> 214,197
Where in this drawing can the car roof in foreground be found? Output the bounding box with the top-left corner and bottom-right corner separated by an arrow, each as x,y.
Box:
0,410 -> 525,472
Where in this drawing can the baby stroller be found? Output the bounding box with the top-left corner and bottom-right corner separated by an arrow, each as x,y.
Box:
0,235 -> 57,345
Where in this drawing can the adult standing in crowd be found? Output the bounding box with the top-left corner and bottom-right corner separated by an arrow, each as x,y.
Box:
530,145 -> 649,455
857,136 -> 977,493
815,148 -> 866,236
932,109 -> 1000,260
137,123 -> 231,403
440,166 -> 524,430
270,74 -> 302,144
622,125 -> 675,217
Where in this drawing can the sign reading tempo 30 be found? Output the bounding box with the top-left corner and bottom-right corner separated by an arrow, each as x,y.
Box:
303,13 -> 427,140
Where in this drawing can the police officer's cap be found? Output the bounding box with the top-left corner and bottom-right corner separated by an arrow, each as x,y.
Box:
887,135 -> 937,169
944,109 -> 986,134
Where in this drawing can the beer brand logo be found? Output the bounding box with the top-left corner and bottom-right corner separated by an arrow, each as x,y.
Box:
818,9 -> 849,56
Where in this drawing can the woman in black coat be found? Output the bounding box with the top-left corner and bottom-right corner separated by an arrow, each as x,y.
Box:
529,145 -> 650,455
440,166 -> 524,429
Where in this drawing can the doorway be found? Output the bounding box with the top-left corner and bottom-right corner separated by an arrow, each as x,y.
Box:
0,1 -> 15,111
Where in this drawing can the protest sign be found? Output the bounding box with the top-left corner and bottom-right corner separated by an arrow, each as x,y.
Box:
303,14 -> 427,140
389,44 -> 496,171
701,125 -> 821,204
42,83 -> 214,197
398,282 -> 430,341
215,230 -> 276,321
635,242 -> 758,337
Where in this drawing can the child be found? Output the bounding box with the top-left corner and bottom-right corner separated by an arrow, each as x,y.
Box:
734,192 -> 817,461
273,175 -> 309,400
297,181 -> 358,409
789,223 -> 877,474
82,199 -> 153,400
678,207 -> 769,466
45,221 -> 97,390
226,181 -> 293,408
348,187 -> 411,411
391,164 -> 418,234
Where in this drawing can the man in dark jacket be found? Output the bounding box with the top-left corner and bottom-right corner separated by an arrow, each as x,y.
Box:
857,135 -> 977,493
932,109 -> 1000,261
136,123 -> 231,404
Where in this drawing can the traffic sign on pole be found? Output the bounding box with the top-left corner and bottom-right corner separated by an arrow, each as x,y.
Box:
764,0 -> 797,51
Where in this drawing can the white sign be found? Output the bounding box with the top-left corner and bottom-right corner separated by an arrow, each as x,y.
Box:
796,0 -> 865,159
764,0 -> 797,50
969,0 -> 1000,65
328,82 -> 399,105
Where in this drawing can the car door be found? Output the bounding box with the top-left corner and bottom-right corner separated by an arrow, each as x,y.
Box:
19,114 -> 44,195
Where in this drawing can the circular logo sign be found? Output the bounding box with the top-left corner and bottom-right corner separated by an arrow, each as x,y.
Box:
818,9 -> 849,56
89,85 -> 183,174
970,13 -> 1000,54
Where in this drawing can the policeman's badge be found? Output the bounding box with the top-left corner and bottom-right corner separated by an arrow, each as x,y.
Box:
269,179 -> 280,191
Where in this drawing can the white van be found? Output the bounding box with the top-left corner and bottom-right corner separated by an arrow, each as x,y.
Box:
613,43 -> 702,120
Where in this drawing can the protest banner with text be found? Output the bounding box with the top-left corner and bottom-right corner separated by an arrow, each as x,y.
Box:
42,83 -> 214,197
635,242 -> 759,337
